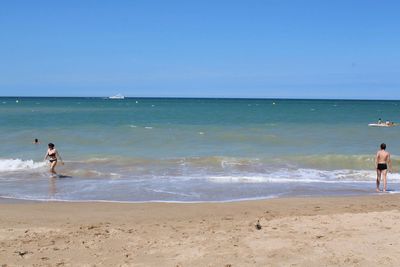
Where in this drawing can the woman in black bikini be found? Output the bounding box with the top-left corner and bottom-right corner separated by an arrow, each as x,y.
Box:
44,143 -> 64,176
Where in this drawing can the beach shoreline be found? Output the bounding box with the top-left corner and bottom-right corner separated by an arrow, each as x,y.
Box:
1,194 -> 400,266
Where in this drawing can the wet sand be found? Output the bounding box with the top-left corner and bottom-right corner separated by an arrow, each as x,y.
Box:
1,195 -> 400,266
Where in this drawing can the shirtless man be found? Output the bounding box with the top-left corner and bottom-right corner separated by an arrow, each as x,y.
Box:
375,143 -> 392,192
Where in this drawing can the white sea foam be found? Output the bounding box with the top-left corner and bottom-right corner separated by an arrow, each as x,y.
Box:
149,189 -> 194,197
0,195 -> 281,203
208,169 -> 400,184
208,175 -> 367,184
0,159 -> 46,172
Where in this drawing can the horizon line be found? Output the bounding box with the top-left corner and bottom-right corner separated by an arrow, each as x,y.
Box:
0,96 -> 400,101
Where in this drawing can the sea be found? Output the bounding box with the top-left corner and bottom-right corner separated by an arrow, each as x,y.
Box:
1,97 -> 399,202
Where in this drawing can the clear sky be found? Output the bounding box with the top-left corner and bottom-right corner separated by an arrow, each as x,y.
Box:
1,0 -> 399,99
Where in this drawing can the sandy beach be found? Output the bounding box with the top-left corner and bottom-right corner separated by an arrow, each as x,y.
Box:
1,195 -> 400,266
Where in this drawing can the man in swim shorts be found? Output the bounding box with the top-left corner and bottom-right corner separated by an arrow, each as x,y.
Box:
375,143 -> 392,192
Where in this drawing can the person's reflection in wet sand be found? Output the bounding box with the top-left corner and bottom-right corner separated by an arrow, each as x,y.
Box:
48,175 -> 72,197
49,177 -> 57,196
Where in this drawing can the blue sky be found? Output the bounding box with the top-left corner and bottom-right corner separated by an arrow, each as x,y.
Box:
1,0 -> 399,99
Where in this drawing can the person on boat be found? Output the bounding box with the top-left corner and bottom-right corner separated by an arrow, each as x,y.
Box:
375,143 -> 392,192
378,118 -> 383,124
44,143 -> 64,176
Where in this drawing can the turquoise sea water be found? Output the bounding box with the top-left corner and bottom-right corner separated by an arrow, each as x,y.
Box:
1,97 -> 399,202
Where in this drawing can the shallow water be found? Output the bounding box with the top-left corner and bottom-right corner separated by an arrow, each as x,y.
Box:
1,97 -> 399,202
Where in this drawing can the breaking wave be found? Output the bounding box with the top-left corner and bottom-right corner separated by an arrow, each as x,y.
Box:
0,158 -> 46,172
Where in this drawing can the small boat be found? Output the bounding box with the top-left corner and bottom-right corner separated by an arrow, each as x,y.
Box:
108,94 -> 125,99
368,123 -> 397,127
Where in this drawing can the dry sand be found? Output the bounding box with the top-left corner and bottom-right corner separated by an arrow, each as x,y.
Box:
1,195 -> 400,266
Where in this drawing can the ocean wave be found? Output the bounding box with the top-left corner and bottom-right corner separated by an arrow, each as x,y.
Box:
208,169 -> 400,183
0,158 -> 46,172
177,156 -> 259,167
0,195 -> 281,203
272,154 -> 400,171
149,189 -> 196,197
73,156 -> 259,169
83,157 -> 115,164
281,154 -> 378,169
68,169 -> 122,178
42,154 -> 400,175
75,154 -> 400,170
3,154 -> 397,180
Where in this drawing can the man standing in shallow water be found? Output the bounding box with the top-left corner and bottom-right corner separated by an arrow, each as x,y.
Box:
375,143 -> 392,192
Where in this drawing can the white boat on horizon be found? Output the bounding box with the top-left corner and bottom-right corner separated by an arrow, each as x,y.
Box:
108,94 -> 125,99
368,123 -> 398,127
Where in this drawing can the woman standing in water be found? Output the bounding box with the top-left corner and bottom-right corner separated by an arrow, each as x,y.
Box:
44,143 -> 64,176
